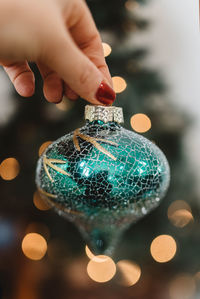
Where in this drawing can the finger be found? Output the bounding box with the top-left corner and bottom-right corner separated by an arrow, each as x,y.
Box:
68,1 -> 113,87
42,23 -> 115,105
2,61 -> 35,97
37,63 -> 63,103
64,84 -> 79,101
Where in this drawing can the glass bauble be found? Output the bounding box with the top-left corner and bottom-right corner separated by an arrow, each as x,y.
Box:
36,105 -> 170,255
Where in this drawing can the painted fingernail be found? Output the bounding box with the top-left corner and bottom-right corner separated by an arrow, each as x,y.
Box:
96,82 -> 116,105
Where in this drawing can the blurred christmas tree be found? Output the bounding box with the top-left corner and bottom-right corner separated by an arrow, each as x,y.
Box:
0,0 -> 198,298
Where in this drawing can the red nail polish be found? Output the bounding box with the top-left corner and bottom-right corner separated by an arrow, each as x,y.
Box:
96,82 -> 116,105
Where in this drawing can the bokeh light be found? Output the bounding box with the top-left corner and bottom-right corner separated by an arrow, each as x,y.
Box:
117,260 -> 141,287
38,141 -> 52,156
125,0 -> 139,12
169,274 -> 196,299
102,42 -> 112,57
25,222 -> 50,241
168,200 -> 193,228
112,76 -> 127,93
22,233 -> 47,260
194,271 -> 200,280
65,258 -> 91,288
87,255 -> 116,283
130,113 -> 151,133
85,245 -> 95,260
0,157 -> 20,180
150,235 -> 177,263
33,190 -> 51,211
168,200 -> 191,214
169,209 -> 193,228
56,96 -> 72,111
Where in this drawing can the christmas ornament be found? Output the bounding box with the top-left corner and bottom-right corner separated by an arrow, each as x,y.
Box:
36,105 -> 170,255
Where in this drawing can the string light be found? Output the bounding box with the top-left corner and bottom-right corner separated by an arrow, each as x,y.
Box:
38,141 -> 52,157
102,42 -> 112,57
150,235 -> 177,263
117,260 -> 141,287
168,200 -> 193,228
87,255 -> 116,283
85,245 -> 95,260
0,157 -> 20,180
169,274 -> 196,299
130,113 -> 151,133
21,233 -> 47,260
33,190 -> 51,211
112,76 -> 127,93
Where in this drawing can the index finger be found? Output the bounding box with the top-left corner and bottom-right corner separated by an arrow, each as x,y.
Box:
67,0 -> 113,87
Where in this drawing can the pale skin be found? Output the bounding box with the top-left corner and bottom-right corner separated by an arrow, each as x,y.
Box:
0,0 -> 113,104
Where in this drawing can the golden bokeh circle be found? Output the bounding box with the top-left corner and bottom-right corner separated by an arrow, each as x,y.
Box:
150,235 -> 177,263
102,42 -> 112,57
87,255 -> 116,283
168,200 -> 193,228
169,209 -> 193,228
22,233 -> 47,261
85,245 -> 95,260
130,113 -> 151,133
33,190 -> 51,211
112,76 -> 127,93
0,157 -> 20,180
117,260 -> 141,286
169,274 -> 196,299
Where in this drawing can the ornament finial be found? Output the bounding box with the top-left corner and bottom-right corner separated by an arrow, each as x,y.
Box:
85,105 -> 124,124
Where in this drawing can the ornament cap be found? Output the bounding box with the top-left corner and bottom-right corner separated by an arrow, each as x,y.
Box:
85,105 -> 124,124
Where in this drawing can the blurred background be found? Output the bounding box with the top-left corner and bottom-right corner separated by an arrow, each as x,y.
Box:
0,0 -> 200,298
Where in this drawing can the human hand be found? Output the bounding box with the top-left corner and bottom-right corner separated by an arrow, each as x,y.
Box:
0,0 -> 115,105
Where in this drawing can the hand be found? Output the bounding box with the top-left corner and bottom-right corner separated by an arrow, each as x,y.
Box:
0,0 -> 115,105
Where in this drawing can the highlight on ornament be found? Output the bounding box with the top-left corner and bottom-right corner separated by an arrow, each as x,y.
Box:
130,113 -> 151,133
116,260 -> 141,287
87,255 -> 116,283
21,232 -> 47,260
0,157 -> 20,180
102,42 -> 112,57
167,200 -> 193,228
150,234 -> 177,263
112,76 -> 127,93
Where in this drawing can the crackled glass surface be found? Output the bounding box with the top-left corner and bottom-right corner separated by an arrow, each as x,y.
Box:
36,109 -> 170,254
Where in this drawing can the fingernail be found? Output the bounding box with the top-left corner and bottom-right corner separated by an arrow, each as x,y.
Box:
96,82 -> 116,105
54,98 -> 63,104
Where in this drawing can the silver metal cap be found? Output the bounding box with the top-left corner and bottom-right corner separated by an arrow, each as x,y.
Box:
85,105 -> 124,124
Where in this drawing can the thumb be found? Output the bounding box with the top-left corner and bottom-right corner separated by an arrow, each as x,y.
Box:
42,32 -> 116,106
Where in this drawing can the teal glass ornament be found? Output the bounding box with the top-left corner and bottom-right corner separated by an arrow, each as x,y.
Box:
36,105 -> 170,255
